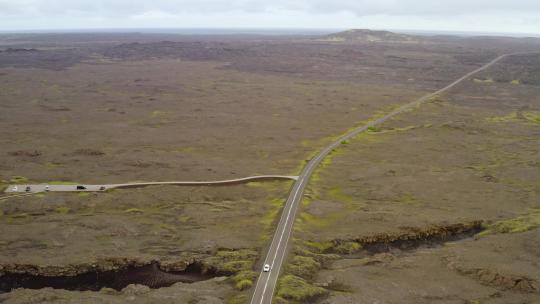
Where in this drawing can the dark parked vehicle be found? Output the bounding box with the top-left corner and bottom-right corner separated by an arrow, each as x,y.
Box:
25,186 -> 31,192
76,185 -> 86,190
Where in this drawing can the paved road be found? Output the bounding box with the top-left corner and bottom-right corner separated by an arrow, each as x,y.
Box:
250,53 -> 523,304
3,175 -> 299,194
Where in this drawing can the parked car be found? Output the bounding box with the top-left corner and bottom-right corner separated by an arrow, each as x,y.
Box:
76,185 -> 86,190
25,186 -> 31,192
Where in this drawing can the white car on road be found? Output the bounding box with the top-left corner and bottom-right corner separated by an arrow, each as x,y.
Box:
263,264 -> 271,272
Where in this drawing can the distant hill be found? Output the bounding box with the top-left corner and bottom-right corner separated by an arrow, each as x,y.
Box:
322,29 -> 421,43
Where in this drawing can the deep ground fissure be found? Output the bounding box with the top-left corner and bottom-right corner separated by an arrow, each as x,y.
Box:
0,261 -> 217,293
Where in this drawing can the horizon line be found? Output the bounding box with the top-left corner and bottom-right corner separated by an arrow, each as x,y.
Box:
0,27 -> 539,38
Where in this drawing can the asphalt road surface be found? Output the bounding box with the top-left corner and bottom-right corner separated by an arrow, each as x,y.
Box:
250,53 -> 524,304
3,175 -> 298,194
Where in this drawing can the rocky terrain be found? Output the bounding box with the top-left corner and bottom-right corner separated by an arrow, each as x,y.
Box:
0,29 -> 538,303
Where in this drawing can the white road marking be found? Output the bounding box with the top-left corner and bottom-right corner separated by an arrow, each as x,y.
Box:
257,180 -> 303,304
250,52 -> 538,304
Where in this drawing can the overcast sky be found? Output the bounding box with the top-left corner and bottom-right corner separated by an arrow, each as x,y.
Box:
1,0 -> 540,35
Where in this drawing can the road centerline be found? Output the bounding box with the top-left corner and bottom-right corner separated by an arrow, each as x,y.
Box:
250,52 -> 533,304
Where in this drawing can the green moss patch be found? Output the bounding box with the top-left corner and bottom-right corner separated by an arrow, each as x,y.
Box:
221,260 -> 253,273
276,275 -> 329,302
334,241 -> 362,254
486,112 -> 519,123
276,243 -> 342,302
287,256 -> 321,279
203,249 -> 259,292
487,111 -> 540,125
303,240 -> 334,253
227,294 -> 248,304
234,279 -> 253,290
231,270 -> 257,291
203,249 -> 257,274
55,207 -> 70,214
296,212 -> 339,230
294,245 -> 340,264
479,211 -> 540,236
327,186 -> 353,204
304,239 -> 361,255
523,112 -> 540,124
48,181 -> 79,185
260,198 -> 285,228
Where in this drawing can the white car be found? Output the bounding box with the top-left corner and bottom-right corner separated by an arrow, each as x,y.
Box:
12,186 -> 18,192
263,264 -> 271,272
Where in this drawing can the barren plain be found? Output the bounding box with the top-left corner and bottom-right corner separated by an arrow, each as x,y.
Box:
0,30 -> 539,303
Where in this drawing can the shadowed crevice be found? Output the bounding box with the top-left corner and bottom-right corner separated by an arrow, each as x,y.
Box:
0,261 -> 216,293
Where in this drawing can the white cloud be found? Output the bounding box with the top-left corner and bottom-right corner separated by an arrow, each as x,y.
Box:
1,0 -> 538,16
0,0 -> 539,34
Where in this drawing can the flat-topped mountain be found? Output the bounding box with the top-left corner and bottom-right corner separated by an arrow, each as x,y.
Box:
324,29 -> 420,43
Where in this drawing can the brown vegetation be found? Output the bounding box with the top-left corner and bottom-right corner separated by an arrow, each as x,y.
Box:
0,30 -> 539,303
